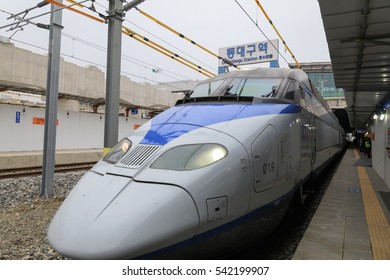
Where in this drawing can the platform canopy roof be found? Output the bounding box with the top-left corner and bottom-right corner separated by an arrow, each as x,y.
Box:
318,0 -> 390,129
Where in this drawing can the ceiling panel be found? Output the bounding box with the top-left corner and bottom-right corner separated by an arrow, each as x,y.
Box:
319,0 -> 390,128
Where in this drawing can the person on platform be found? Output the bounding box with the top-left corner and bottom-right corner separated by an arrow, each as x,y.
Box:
364,137 -> 371,158
358,137 -> 364,154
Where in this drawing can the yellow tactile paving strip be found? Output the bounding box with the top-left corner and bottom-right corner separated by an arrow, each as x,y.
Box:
354,149 -> 390,259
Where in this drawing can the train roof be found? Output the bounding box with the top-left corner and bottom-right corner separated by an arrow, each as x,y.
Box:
214,67 -> 307,80
209,68 -> 311,89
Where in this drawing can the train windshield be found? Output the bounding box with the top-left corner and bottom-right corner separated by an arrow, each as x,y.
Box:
190,79 -> 225,97
225,78 -> 282,97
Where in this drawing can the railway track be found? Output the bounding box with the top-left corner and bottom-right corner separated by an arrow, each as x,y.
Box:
0,162 -> 96,179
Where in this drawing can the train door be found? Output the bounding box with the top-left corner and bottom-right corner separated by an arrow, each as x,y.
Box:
298,87 -> 316,183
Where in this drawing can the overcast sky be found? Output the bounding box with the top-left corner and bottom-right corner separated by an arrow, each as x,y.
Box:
0,0 -> 330,85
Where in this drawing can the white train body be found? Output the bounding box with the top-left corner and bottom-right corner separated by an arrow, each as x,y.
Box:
48,68 -> 344,259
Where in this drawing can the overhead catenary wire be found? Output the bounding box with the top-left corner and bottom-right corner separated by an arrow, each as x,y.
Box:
233,0 -> 290,66
121,54 -> 195,81
45,0 -> 105,23
92,0 -> 109,11
7,1 -> 49,20
122,27 -> 215,78
124,18 -> 216,72
0,7 -> 49,38
134,7 -> 240,69
61,0 -> 216,77
62,32 -> 196,82
8,37 -> 191,91
2,0 -> 215,79
65,0 -> 108,21
89,0 -> 216,71
0,9 -> 14,17
254,0 -> 300,68
0,0 -> 91,30
65,0 -> 85,8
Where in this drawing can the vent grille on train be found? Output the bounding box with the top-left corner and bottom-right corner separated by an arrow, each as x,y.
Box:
117,144 -> 161,169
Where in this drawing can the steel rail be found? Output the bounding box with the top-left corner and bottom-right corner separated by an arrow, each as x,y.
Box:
0,162 -> 96,179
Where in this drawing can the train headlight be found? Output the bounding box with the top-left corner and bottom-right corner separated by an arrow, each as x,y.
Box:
102,138 -> 132,164
151,143 -> 227,171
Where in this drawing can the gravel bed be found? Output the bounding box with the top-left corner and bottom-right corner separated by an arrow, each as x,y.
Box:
0,171 -> 86,260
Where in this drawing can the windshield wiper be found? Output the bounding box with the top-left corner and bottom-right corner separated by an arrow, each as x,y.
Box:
224,85 -> 236,96
261,85 -> 278,97
184,90 -> 193,98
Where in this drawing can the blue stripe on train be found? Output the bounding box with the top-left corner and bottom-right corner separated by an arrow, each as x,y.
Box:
141,103 -> 299,145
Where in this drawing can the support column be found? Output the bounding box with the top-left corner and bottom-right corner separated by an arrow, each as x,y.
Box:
41,1 -> 63,198
104,0 -> 124,153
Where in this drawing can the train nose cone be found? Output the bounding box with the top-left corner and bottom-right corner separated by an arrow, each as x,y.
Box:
48,172 -> 199,259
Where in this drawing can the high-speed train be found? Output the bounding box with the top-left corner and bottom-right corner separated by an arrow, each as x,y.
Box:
48,68 -> 345,259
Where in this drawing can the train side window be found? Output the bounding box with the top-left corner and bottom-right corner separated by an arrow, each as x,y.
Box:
299,87 -> 306,108
312,97 -> 328,117
304,92 -> 314,113
283,81 -> 296,101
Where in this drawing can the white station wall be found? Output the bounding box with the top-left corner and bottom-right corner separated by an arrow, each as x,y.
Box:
0,104 -> 147,152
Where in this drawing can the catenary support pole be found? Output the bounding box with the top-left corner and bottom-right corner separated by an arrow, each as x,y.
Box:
104,0 -> 124,153
41,1 -> 63,198
104,0 -> 147,153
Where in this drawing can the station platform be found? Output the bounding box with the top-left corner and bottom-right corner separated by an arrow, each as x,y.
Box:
0,149 -> 103,170
293,147 -> 390,260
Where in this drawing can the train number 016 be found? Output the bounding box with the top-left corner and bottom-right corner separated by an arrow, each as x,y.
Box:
263,162 -> 275,174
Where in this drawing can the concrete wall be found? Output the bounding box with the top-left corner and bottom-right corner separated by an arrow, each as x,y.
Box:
0,41 -> 182,108
372,110 -> 390,189
0,104 -> 147,152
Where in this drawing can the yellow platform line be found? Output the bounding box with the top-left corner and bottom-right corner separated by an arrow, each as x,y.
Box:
354,149 -> 390,259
